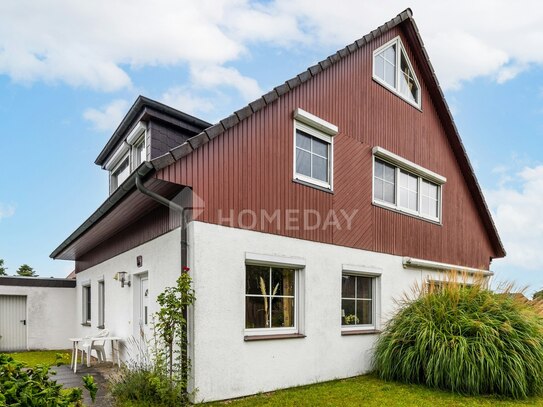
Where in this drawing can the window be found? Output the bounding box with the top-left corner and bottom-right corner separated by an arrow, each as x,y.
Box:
373,37 -> 421,108
341,274 -> 376,329
374,159 -> 395,204
399,170 -> 418,212
372,147 -> 445,222
295,130 -> 330,185
133,137 -> 146,168
82,285 -> 91,325
421,179 -> 439,219
110,156 -> 130,192
106,122 -> 147,194
245,264 -> 299,335
98,281 -> 105,328
293,108 -> 337,190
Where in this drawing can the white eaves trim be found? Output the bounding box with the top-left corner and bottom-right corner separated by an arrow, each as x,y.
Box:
294,108 -> 339,136
373,146 -> 446,185
126,121 -> 147,145
104,121 -> 147,170
403,257 -> 494,277
104,142 -> 130,170
245,252 -> 306,268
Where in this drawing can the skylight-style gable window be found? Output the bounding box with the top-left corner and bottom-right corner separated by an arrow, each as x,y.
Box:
373,37 -> 421,108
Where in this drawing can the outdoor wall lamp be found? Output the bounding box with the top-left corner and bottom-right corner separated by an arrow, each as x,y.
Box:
115,271 -> 131,288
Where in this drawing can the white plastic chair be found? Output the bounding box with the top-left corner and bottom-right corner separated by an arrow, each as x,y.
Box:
80,329 -> 109,367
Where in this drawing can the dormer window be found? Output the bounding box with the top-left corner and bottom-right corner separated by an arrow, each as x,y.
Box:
133,137 -> 146,168
105,122 -> 147,194
373,37 -> 421,108
110,156 -> 130,192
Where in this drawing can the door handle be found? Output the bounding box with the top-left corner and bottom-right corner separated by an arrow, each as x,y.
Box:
20,320 -> 26,325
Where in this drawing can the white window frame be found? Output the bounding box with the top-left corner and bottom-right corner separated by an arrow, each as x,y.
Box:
293,108 -> 338,191
372,147 -> 445,223
341,266 -> 381,333
132,135 -> 147,170
98,279 -> 105,328
109,153 -> 130,193
244,255 -> 305,337
105,121 -> 147,193
373,36 -> 422,109
82,284 -> 91,325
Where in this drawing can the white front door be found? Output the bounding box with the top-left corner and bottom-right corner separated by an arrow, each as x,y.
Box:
0,295 -> 27,351
139,277 -> 150,340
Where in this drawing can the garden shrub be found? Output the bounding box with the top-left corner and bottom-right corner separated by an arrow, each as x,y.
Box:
110,273 -> 195,406
0,353 -> 83,406
373,276 -> 543,399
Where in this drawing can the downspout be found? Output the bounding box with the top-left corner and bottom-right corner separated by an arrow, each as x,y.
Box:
135,173 -> 191,388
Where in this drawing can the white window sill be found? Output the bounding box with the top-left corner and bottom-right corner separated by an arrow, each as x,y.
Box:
372,200 -> 442,225
293,174 -> 332,192
372,77 -> 422,111
244,333 -> 306,341
341,329 -> 380,336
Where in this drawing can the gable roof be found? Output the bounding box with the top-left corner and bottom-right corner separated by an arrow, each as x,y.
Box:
146,8 -> 505,259
51,8 -> 505,261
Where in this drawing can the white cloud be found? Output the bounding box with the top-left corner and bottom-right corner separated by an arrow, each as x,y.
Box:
486,165 -> 543,271
160,87 -> 215,117
0,0 -> 245,91
0,204 -> 15,221
2,1 -> 543,94
83,99 -> 129,132
190,65 -> 263,101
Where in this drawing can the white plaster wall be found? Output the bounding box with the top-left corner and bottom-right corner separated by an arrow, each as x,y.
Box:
0,285 -> 76,350
189,221 -> 451,402
75,228 -> 181,360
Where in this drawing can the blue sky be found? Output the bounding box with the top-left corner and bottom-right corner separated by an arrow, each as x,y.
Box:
1,1 -> 542,292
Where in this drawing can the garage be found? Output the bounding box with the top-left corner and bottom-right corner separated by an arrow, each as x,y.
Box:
0,276 -> 76,351
0,295 -> 27,351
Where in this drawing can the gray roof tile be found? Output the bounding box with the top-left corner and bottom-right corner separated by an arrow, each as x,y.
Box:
220,115 -> 240,131
170,142 -> 193,160
287,76 -> 302,89
235,105 -> 253,121
249,97 -> 266,113
205,123 -> 226,139
308,64 -> 322,76
262,89 -> 279,105
188,132 -> 210,149
151,152 -> 175,170
275,83 -> 290,96
298,70 -> 312,83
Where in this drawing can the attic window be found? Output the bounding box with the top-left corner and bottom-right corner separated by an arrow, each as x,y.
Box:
373,37 -> 421,108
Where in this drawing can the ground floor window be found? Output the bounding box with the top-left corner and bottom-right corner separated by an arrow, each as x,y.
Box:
341,274 -> 377,329
82,285 -> 91,325
245,264 -> 299,335
98,280 -> 105,328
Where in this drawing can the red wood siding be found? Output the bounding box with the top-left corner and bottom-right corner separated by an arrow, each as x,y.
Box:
156,26 -> 496,270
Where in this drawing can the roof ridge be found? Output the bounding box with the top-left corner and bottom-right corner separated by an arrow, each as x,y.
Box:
149,8 -> 413,171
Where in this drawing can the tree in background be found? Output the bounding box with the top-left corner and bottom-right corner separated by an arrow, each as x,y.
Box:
534,289 -> 543,301
0,259 -> 6,276
16,264 -> 38,277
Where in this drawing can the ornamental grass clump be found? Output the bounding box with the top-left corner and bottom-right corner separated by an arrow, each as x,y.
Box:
373,274 -> 543,399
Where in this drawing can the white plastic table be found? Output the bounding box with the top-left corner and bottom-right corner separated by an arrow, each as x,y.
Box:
69,336 -> 122,373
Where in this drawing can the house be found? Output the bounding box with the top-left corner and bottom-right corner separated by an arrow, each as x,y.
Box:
50,9 -> 505,402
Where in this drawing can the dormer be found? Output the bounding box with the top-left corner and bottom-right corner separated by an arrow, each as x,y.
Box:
94,96 -> 211,195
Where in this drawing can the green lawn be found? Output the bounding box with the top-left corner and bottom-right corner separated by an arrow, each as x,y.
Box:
204,375 -> 543,407
6,350 -> 72,367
